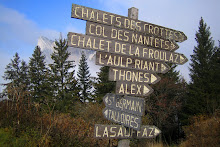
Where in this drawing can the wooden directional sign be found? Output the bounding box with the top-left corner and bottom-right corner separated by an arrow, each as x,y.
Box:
103,93 -> 145,116
68,32 -> 188,65
109,67 -> 161,84
103,107 -> 142,130
115,81 -> 154,97
94,124 -> 161,139
86,21 -> 179,51
96,51 -> 170,73
71,3 -> 187,42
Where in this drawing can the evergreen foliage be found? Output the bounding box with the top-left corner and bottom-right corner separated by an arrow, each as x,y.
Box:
49,37 -> 78,110
208,45 -> 220,111
29,46 -> 48,102
77,51 -> 92,102
1,25 -> 219,145
145,63 -> 187,143
63,70 -> 80,111
3,53 -> 29,91
187,18 -> 220,115
94,66 -> 115,103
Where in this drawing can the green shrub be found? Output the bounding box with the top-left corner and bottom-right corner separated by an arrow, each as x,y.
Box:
0,127 -> 40,147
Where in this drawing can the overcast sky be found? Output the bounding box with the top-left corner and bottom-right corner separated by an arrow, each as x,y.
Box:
0,0 -> 220,92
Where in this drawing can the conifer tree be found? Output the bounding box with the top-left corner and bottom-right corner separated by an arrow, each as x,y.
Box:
94,66 -> 115,103
49,37 -> 77,108
64,70 -> 80,111
29,46 -> 48,102
20,61 -> 29,88
145,63 -> 186,143
187,17 -> 219,115
77,51 -> 92,102
3,52 -> 29,99
3,53 -> 29,88
209,46 -> 220,102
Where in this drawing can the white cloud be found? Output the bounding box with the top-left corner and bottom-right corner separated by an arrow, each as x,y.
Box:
0,4 -> 60,91
0,5 -> 37,44
0,4 -> 60,47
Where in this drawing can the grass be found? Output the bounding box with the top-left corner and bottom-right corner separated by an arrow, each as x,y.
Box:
0,127 -> 40,147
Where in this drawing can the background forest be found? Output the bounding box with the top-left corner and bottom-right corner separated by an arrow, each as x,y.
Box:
0,18 -> 219,146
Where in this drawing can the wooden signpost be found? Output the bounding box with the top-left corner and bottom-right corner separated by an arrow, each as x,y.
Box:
115,81 -> 154,97
103,93 -> 144,130
103,93 -> 145,116
68,3 -> 188,145
86,22 -> 179,51
94,124 -> 161,139
68,32 -> 188,65
103,107 -> 142,130
71,4 -> 187,42
96,51 -> 170,73
108,67 -> 161,84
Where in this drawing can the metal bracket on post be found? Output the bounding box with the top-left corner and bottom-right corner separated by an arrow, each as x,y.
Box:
117,7 -> 139,147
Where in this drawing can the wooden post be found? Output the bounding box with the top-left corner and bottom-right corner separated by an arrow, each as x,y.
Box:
117,7 -> 139,147
128,7 -> 139,20
118,139 -> 130,147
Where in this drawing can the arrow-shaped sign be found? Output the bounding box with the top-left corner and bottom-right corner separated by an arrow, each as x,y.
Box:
161,64 -> 168,73
151,74 -> 159,84
115,81 -> 154,97
103,108 -> 108,117
68,32 -> 188,65
179,54 -> 188,64
104,96 -> 109,105
102,107 -> 142,130
96,51 -> 170,74
86,21 -> 179,51
71,4 -> 187,42
94,124 -> 161,139
153,127 -> 161,135
170,41 -> 178,51
103,93 -> 145,116
143,85 -> 150,95
108,67 -> 161,84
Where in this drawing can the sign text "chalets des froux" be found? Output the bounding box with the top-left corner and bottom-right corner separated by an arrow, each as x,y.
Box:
71,4 -> 187,42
